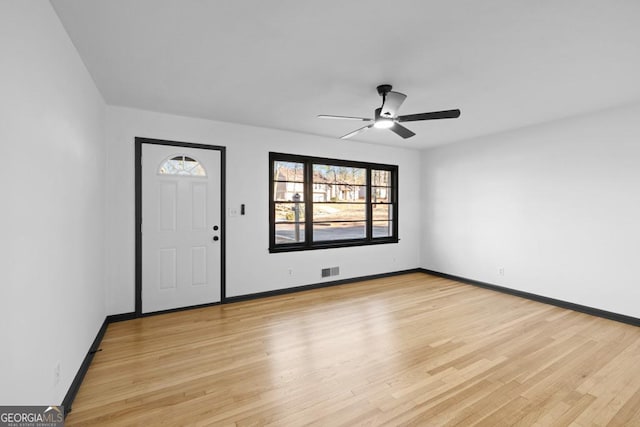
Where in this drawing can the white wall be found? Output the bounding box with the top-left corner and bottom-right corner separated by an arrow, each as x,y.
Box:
105,107 -> 421,314
421,103 -> 640,318
0,2 -> 106,405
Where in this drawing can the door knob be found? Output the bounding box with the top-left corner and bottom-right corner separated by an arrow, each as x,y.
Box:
213,236 -> 219,241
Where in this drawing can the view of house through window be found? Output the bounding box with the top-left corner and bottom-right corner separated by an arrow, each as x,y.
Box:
312,164 -> 367,241
270,153 -> 398,252
273,160 -> 306,244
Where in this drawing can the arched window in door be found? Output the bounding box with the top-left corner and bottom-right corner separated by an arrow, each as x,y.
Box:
158,155 -> 206,176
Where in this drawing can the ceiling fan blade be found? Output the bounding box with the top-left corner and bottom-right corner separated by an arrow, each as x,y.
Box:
340,124 -> 374,139
318,114 -> 372,121
380,91 -> 407,118
397,109 -> 461,122
389,123 -> 415,139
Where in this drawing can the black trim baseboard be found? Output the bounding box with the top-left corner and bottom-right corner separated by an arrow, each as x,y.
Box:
225,268 -> 422,303
62,318 -> 109,417
106,312 -> 137,323
420,268 -> 640,327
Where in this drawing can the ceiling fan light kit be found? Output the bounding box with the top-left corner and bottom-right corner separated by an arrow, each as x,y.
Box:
318,84 -> 461,140
373,107 -> 394,129
373,119 -> 394,129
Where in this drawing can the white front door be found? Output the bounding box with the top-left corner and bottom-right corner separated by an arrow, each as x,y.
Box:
141,143 -> 222,313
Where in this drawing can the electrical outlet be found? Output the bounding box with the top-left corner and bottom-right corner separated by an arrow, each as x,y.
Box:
288,268 -> 293,276
499,267 -> 505,276
54,362 -> 61,386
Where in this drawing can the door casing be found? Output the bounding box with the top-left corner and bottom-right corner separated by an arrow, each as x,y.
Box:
135,137 -> 226,316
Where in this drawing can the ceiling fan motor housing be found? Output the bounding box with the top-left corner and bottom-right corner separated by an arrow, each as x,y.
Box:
376,84 -> 393,96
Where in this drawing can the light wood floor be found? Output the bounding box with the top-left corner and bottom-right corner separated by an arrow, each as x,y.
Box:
66,273 -> 640,426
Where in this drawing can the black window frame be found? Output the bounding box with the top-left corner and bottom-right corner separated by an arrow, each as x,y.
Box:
269,152 -> 398,253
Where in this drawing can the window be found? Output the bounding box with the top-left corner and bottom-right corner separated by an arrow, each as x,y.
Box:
159,155 -> 206,176
270,153 -> 398,252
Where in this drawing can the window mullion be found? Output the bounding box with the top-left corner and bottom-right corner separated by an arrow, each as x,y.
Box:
304,160 -> 313,247
366,167 -> 372,241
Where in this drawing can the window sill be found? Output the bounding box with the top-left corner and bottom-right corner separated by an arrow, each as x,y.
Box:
269,238 -> 399,253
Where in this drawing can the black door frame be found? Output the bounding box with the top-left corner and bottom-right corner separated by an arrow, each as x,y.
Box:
135,137 -> 226,316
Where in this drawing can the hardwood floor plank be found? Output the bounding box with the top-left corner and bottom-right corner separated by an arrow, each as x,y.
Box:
65,273 -> 640,426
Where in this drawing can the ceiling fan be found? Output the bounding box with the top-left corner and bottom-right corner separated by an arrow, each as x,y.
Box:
318,84 -> 461,139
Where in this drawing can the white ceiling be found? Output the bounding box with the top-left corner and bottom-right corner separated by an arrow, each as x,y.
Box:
51,0 -> 640,149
